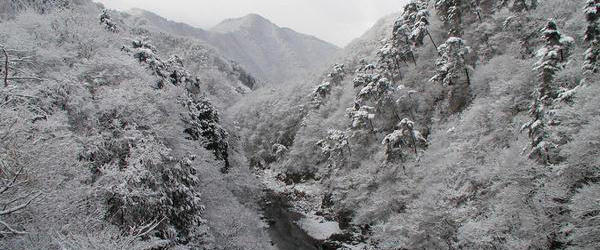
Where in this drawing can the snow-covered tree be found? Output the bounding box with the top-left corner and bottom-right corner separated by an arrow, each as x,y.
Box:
99,9 -> 117,32
313,82 -> 331,99
353,69 -> 381,90
382,129 -> 405,162
378,42 -> 404,81
0,45 -> 39,88
328,63 -> 346,85
0,162 -> 41,235
365,63 -> 377,74
511,0 -> 528,12
392,26 -> 418,65
435,0 -> 466,37
411,15 -> 432,47
347,105 -> 376,131
316,129 -> 351,160
272,143 -> 288,160
402,1 -> 429,26
352,60 -> 396,108
125,38 -> 201,89
166,55 -> 201,89
311,64 -> 346,108
311,81 -> 331,108
495,0 -> 537,13
397,0 -> 432,47
181,96 -> 230,172
80,121 -> 210,245
382,118 -> 427,162
126,38 -> 169,87
522,100 -> 555,164
387,0 -> 430,66
584,0 -> 600,74
534,20 -> 573,100
357,77 -> 394,108
354,58 -> 369,73
431,37 -> 471,113
569,183 -> 600,249
523,20 -> 572,165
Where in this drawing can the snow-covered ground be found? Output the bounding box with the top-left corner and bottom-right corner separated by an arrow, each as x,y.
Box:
298,214 -> 342,240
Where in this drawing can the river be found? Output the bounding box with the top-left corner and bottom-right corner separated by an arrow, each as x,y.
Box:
262,191 -> 323,250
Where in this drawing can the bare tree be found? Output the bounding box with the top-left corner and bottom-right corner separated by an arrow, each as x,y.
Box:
0,44 -> 42,88
0,162 -> 41,235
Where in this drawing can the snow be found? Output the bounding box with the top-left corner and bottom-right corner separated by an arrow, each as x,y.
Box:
297,214 -> 342,240
446,36 -> 463,43
560,36 -> 575,45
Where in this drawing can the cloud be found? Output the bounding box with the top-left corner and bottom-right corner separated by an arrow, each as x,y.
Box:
94,0 -> 408,47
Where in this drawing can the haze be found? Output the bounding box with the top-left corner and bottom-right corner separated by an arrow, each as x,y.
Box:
94,0 -> 409,47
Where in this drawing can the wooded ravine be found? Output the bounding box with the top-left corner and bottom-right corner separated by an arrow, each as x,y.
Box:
1,0 -> 599,249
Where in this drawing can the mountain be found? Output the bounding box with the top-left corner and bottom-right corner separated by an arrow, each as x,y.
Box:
231,0 -> 600,249
126,9 -> 340,84
0,1 -> 273,249
4,0 -> 600,250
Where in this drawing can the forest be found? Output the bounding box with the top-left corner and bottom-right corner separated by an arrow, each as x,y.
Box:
1,0 -> 599,249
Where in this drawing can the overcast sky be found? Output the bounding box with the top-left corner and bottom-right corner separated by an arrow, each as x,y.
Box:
94,0 -> 408,47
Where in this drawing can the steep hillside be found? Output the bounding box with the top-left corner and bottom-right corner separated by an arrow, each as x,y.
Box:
0,1 -> 273,249
126,9 -> 341,84
232,0 -> 600,249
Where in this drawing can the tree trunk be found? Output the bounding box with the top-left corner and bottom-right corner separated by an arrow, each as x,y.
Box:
410,51 -> 417,66
427,30 -> 441,56
392,108 -> 402,122
346,144 -> 352,158
410,132 -> 418,155
464,67 -> 471,87
404,37 -> 418,66
408,94 -> 417,121
2,48 -> 7,88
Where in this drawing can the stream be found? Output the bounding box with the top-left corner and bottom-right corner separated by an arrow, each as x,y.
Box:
262,191 -> 323,250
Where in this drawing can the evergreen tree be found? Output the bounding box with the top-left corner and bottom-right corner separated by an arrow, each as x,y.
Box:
382,118 -> 427,163
182,96 -> 230,173
311,64 -> 346,108
534,20 -> 572,99
99,9 -> 118,32
523,20 -> 572,165
399,0 -> 432,47
378,42 -> 404,81
495,0 -> 538,13
511,0 -> 529,12
347,105 -> 376,131
356,77 -> 395,112
353,60 -> 382,90
271,143 -> 288,160
435,0 -> 466,37
387,1 -> 429,68
124,38 -> 201,89
411,14 -> 432,47
584,0 -> 600,74
311,81 -> 331,108
431,37 -> 471,113
316,129 -> 351,161
328,63 -> 346,85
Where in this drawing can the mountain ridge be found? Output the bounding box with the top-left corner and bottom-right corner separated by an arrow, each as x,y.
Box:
211,13 -> 274,33
126,9 -> 341,84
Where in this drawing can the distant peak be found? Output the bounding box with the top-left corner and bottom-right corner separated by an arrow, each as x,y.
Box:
241,13 -> 268,21
211,13 -> 276,33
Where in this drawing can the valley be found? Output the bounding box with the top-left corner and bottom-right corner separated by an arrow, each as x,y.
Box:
1,0 -> 599,249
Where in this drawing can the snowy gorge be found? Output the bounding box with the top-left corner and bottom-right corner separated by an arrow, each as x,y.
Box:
1,0 -> 600,249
